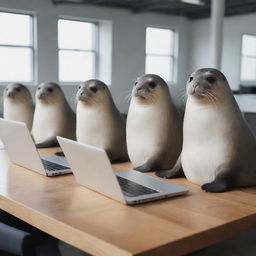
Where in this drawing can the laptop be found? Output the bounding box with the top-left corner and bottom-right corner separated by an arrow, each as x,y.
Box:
0,119 -> 71,176
57,136 -> 188,205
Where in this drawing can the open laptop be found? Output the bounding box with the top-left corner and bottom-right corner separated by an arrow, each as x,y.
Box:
0,119 -> 71,176
57,136 -> 188,205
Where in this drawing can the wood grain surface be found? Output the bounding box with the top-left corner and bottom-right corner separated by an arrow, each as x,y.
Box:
0,147 -> 255,256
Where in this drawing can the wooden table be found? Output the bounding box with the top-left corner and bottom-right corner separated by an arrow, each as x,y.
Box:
0,147 -> 256,256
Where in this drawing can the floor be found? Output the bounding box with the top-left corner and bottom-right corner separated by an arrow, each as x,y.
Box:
0,208 -> 256,256
59,230 -> 256,256
60,229 -> 256,256
188,229 -> 256,256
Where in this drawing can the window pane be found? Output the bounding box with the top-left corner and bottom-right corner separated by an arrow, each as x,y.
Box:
59,50 -> 95,82
146,27 -> 174,55
241,57 -> 256,81
58,19 -> 95,50
0,47 -> 32,82
145,55 -> 173,81
0,12 -> 32,46
242,35 -> 256,56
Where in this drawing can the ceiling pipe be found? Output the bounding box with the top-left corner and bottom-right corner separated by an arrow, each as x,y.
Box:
210,0 -> 225,70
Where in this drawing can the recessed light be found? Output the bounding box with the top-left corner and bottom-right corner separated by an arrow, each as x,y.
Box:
181,0 -> 205,6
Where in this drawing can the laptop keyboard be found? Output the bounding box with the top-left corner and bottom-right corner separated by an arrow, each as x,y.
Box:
42,159 -> 68,172
117,176 -> 159,197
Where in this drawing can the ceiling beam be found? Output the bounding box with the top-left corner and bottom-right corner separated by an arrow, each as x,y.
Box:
131,0 -> 182,13
51,0 -> 256,20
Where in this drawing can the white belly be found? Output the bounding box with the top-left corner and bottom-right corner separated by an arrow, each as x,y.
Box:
76,105 -> 112,148
182,102 -> 231,185
127,102 -> 168,166
32,104 -> 62,143
4,101 -> 34,131
182,139 -> 228,185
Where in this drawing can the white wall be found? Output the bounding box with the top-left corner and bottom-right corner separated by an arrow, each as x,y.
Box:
0,0 -> 190,114
188,13 -> 256,91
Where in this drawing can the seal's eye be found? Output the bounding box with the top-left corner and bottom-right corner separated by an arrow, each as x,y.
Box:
16,88 -> 21,92
78,86 -> 81,89
148,81 -> 156,89
206,76 -> 216,84
134,81 -> 138,86
189,77 -> 193,82
47,88 -> 53,93
37,87 -> 40,90
90,87 -> 98,93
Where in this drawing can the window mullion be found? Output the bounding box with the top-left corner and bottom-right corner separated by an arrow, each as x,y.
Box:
58,18 -> 98,82
0,11 -> 34,83
58,48 -> 95,53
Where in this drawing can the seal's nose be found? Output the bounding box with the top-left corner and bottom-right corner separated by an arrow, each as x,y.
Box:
192,83 -> 199,88
7,91 -> 14,98
77,89 -> 87,100
38,93 -> 46,99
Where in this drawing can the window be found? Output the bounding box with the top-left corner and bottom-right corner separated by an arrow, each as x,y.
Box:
145,27 -> 176,82
241,34 -> 256,81
0,11 -> 34,83
58,19 -> 97,82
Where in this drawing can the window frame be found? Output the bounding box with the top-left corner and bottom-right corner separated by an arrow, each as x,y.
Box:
57,16 -> 99,85
145,25 -> 177,84
0,9 -> 36,85
240,33 -> 256,85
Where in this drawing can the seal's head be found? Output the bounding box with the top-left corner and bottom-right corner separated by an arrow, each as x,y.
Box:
76,79 -> 110,105
4,83 -> 32,102
187,68 -> 228,103
132,74 -> 169,104
36,82 -> 63,104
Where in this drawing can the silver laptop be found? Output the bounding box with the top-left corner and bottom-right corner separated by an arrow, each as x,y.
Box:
0,119 -> 71,176
57,136 -> 188,205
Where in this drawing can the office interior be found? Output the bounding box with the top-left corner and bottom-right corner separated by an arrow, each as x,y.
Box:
0,0 -> 256,255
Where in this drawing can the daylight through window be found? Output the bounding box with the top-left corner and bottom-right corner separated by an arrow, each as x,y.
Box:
0,11 -> 34,82
145,27 -> 176,82
58,19 -> 98,82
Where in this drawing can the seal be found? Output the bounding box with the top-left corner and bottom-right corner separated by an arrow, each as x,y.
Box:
76,79 -> 129,162
126,74 -> 182,172
32,82 -> 76,148
157,68 -> 256,192
3,83 -> 34,131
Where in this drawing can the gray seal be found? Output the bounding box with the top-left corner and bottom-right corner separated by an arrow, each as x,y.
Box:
32,82 -> 76,148
157,68 -> 256,192
126,74 -> 182,172
76,79 -> 128,162
3,83 -> 34,131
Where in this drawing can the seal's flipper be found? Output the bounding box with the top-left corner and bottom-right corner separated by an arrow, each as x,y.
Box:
201,180 -> 229,193
134,163 -> 154,172
201,164 -> 235,193
55,151 -> 65,157
110,156 -> 129,164
156,155 -> 184,178
36,137 -> 58,148
134,156 -> 162,172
